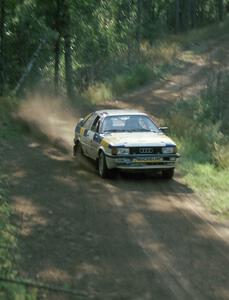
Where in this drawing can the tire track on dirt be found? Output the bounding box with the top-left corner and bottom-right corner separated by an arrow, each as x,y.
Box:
157,179 -> 229,300
106,179 -> 204,300
165,180 -> 229,258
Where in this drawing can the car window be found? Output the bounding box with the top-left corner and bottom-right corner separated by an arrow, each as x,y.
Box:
91,116 -> 100,132
101,115 -> 160,133
83,114 -> 96,129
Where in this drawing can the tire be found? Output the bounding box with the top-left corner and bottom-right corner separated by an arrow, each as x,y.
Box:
73,141 -> 83,158
98,151 -> 110,178
73,144 -> 77,156
162,168 -> 174,179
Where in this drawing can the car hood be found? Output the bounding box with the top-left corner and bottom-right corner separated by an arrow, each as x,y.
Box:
102,132 -> 176,147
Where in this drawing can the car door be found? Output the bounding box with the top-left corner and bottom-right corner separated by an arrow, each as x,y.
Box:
80,113 -> 97,156
89,116 -> 102,160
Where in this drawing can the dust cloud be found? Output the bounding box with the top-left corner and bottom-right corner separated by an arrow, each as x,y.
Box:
18,96 -> 79,152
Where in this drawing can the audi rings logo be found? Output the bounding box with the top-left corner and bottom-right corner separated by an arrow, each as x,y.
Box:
139,148 -> 153,154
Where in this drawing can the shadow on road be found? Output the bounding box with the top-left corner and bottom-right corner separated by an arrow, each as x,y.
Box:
5,137 -> 229,300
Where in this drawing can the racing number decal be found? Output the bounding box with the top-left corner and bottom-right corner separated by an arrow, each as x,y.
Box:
101,139 -> 109,148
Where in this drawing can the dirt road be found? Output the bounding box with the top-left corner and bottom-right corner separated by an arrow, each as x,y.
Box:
6,38 -> 229,299
6,132 -> 228,300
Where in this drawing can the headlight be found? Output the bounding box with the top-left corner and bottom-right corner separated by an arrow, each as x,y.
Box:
112,147 -> 130,155
162,146 -> 176,154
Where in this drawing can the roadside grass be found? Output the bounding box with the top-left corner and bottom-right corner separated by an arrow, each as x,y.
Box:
174,139 -> 229,218
82,16 -> 229,106
172,16 -> 229,49
0,165 -> 38,299
0,97 -> 24,140
168,71 -> 229,218
82,42 -> 179,104
182,162 -> 229,218
0,97 -> 38,300
82,64 -> 173,104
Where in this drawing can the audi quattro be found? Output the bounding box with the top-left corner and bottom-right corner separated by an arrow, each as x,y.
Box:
73,109 -> 180,178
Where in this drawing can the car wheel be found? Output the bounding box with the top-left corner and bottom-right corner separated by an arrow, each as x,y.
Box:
74,141 -> 83,158
98,152 -> 110,178
162,168 -> 174,179
73,144 -> 77,156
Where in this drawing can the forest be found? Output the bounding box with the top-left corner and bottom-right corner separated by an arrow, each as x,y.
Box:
0,1 -> 229,299
0,0 -> 227,98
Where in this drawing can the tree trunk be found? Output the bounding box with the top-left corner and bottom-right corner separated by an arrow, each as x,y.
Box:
190,0 -> 196,28
218,0 -> 224,21
64,33 -> 74,100
63,0 -> 74,99
54,0 -> 61,96
151,1 -> 156,22
0,0 -> 5,95
54,35 -> 60,96
187,0 -> 192,30
199,0 -> 205,25
14,39 -> 45,96
136,0 -> 142,57
175,0 -> 180,33
127,0 -> 132,66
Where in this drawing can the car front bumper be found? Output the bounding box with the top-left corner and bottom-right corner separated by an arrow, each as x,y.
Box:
105,153 -> 180,170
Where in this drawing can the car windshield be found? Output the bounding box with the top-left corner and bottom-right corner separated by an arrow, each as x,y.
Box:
101,115 -> 160,133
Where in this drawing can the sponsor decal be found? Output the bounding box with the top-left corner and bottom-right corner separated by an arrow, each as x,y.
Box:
101,139 -> 110,148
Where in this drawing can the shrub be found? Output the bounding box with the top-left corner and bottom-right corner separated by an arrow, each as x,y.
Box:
168,99 -> 223,160
0,174 -> 38,299
213,142 -> 229,169
112,64 -> 153,96
83,64 -> 155,104
203,72 -> 229,134
83,82 -> 113,103
141,41 -> 179,65
0,97 -> 17,125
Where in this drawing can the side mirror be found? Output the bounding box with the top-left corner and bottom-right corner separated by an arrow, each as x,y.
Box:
159,126 -> 168,132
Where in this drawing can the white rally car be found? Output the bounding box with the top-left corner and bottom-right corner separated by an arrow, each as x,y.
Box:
73,109 -> 180,178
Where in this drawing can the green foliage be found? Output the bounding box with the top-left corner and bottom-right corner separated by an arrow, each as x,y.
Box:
168,70 -> 229,217
203,73 -> 229,134
0,97 -> 17,124
1,0 -> 227,97
168,98 -> 223,160
172,134 -> 229,217
0,97 -> 23,140
213,142 -> 229,170
0,283 -> 37,300
173,16 -> 229,47
83,61 -> 169,104
0,170 -> 18,298
0,99 -> 37,300
1,0 -> 53,93
181,163 -> 229,218
83,82 -> 113,104
0,172 -> 37,299
0,200 -> 17,277
168,70 -> 229,162
112,64 -> 153,95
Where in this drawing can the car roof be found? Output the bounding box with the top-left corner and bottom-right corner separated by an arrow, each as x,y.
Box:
95,109 -> 147,117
